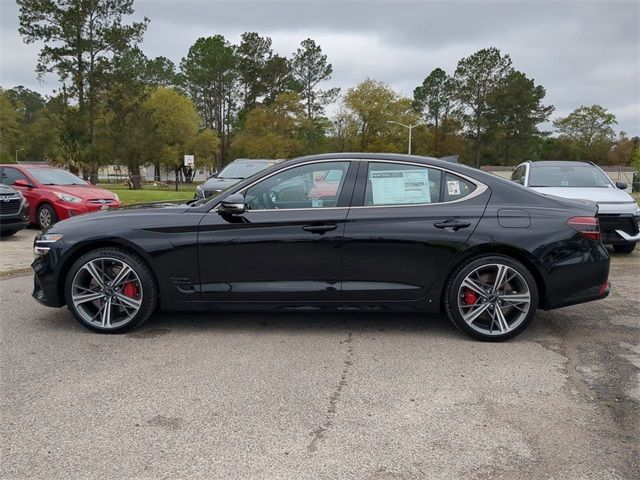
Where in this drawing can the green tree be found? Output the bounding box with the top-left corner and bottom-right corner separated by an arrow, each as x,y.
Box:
236,32 -> 273,111
485,70 -> 554,165
17,0 -> 148,179
553,105 -> 617,163
180,35 -> 237,166
413,68 -> 458,157
189,129 -> 220,174
453,47 -> 513,166
342,79 -> 419,152
232,92 -> 310,158
291,39 -> 339,151
0,90 -> 23,162
5,86 -> 45,123
262,55 -> 294,105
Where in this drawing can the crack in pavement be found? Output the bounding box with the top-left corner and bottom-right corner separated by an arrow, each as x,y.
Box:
308,330 -> 354,453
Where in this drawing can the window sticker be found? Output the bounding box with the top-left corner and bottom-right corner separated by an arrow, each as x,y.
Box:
369,169 -> 430,204
447,180 -> 461,196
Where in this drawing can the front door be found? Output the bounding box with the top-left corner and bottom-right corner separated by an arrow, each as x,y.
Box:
197,160 -> 356,303
342,160 -> 490,301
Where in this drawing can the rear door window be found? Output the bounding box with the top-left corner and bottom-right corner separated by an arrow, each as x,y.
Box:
364,162 -> 442,206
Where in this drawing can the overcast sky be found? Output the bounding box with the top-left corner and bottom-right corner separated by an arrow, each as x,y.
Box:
1,0 -> 638,134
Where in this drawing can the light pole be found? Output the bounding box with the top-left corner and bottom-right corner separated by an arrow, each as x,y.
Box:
387,121 -> 421,155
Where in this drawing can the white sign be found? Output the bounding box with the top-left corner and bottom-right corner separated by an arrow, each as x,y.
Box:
184,155 -> 195,167
447,180 -> 461,196
369,169 -> 431,205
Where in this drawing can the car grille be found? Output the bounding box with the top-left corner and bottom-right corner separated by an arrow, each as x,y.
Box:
598,214 -> 639,236
87,199 -> 115,205
0,197 -> 21,215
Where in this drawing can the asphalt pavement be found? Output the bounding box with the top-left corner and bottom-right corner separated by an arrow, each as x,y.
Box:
0,251 -> 638,479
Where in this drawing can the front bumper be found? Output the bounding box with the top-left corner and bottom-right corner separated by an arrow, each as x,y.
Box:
598,213 -> 640,244
31,236 -> 67,308
0,201 -> 30,231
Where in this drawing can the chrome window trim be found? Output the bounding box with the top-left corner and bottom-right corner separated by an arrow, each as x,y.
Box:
208,158 -> 489,213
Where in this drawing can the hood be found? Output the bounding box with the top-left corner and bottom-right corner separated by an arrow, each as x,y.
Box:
529,186 -> 633,203
47,202 -> 192,231
200,176 -> 243,192
0,183 -> 19,195
42,183 -> 118,200
530,187 -> 638,214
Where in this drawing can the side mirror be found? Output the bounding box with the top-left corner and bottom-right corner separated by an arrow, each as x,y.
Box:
615,181 -> 627,190
218,193 -> 246,215
13,179 -> 35,189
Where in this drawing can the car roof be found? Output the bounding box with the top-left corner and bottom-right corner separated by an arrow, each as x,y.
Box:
526,161 -> 593,167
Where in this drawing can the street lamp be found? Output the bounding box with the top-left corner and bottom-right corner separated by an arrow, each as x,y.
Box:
387,121 -> 422,155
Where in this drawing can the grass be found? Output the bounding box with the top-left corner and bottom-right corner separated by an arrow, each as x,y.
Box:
96,183 -> 199,206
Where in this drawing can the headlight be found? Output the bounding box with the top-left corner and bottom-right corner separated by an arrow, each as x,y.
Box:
54,192 -> 82,203
34,233 -> 63,256
195,185 -> 203,198
113,193 -> 119,202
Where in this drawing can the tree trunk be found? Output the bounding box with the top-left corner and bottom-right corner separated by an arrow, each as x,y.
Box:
130,164 -> 142,190
154,162 -> 161,182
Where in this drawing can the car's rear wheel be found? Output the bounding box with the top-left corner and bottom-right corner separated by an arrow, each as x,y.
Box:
444,255 -> 538,341
613,243 -> 636,254
37,203 -> 57,229
64,248 -> 158,333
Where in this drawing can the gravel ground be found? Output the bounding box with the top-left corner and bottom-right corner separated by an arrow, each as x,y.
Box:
0,251 -> 638,480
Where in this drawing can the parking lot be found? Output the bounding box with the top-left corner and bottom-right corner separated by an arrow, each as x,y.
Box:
0,243 -> 637,479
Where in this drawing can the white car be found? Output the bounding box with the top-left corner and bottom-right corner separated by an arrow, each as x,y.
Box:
512,161 -> 640,254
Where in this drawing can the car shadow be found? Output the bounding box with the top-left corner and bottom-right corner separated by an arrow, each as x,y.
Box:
136,310 -> 461,338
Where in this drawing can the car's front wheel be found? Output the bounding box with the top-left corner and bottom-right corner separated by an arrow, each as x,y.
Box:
613,243 -> 636,254
444,255 -> 539,341
64,248 -> 158,333
37,203 -> 58,229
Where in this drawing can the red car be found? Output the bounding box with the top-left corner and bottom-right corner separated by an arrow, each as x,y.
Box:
0,164 -> 120,229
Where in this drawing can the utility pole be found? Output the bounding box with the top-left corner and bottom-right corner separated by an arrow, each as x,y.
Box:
387,121 -> 421,155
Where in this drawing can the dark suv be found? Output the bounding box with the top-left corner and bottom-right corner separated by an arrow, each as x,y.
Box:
0,183 -> 29,237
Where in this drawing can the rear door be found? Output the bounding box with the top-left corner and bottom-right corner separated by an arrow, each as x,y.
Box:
342,160 -> 490,301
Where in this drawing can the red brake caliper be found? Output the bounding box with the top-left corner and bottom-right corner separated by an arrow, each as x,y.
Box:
463,289 -> 478,305
122,281 -> 139,298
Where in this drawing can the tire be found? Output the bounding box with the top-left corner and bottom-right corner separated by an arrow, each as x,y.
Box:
613,243 -> 636,254
64,247 -> 158,333
0,229 -> 19,238
444,254 -> 539,342
37,203 -> 58,229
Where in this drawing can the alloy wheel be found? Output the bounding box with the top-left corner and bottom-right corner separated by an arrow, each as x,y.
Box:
70,257 -> 143,329
39,208 -> 52,228
457,263 -> 531,336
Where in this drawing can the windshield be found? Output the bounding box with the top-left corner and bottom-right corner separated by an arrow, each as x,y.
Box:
219,161 -> 271,179
28,168 -> 87,186
529,165 -> 612,188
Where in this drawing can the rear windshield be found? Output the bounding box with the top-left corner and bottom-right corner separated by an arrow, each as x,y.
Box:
27,168 -> 87,186
529,165 -> 612,188
219,161 -> 272,179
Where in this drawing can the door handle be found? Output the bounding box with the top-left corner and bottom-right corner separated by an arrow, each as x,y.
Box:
302,224 -> 338,234
434,220 -> 471,232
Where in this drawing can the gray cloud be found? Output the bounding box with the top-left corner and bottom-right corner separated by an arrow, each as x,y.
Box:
1,0 -> 638,133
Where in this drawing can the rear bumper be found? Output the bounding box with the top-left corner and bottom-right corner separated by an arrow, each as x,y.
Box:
543,281 -> 611,310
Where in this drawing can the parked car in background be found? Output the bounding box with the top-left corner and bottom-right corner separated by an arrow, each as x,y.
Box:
0,164 -> 121,229
0,183 -> 29,237
195,158 -> 279,200
33,153 -> 611,341
511,161 -> 640,254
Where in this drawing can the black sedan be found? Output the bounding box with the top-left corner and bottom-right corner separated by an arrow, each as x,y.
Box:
32,153 -> 611,341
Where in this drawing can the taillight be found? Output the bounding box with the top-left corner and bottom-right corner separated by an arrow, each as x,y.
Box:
567,216 -> 601,241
